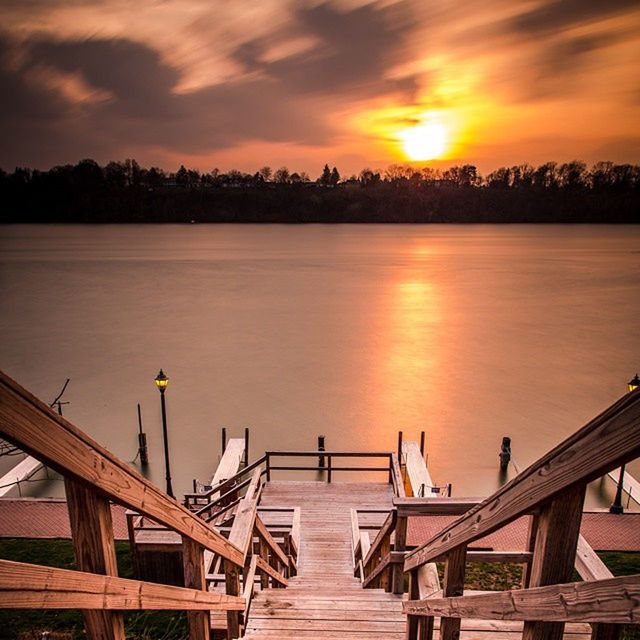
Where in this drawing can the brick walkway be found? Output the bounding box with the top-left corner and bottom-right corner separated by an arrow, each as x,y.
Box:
0,498 -> 638,552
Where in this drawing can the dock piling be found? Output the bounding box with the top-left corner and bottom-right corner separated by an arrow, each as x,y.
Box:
499,436 -> 511,470
221,427 -> 227,455
397,431 -> 403,463
136,404 -> 148,465
420,431 -> 425,456
244,427 -> 250,466
318,435 -> 325,468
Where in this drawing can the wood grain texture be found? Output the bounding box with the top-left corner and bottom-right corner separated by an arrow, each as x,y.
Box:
402,573 -> 640,624
0,559 -> 245,610
522,484 -> 586,640
440,544 -> 467,640
405,388 -> 640,572
65,478 -> 125,640
182,538 -> 210,640
0,371 -> 243,567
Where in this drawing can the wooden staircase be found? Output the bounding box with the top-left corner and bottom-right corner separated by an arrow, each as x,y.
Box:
243,480 -> 404,639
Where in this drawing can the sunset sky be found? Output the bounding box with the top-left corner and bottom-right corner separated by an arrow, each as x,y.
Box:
1,0 -> 639,176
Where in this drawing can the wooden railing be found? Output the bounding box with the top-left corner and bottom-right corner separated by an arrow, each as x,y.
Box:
0,370 -> 286,640
402,388 -> 640,640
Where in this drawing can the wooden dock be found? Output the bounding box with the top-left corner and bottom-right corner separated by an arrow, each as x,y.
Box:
0,370 -> 639,640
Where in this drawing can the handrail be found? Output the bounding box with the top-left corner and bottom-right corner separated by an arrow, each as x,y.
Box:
0,370 -> 243,567
404,388 -> 640,572
403,573 -> 640,624
390,452 -> 406,497
185,455 -> 267,505
0,558 -> 245,611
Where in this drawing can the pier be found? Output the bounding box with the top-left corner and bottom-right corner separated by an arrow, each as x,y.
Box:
1,369 -> 639,640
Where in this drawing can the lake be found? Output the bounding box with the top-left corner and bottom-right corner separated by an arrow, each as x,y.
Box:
1,224 -> 638,507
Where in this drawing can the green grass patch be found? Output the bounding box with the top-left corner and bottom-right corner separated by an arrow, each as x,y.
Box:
0,539 -> 187,640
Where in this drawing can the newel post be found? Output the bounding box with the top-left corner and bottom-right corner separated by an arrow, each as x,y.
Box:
182,538 -> 210,640
64,478 -> 125,640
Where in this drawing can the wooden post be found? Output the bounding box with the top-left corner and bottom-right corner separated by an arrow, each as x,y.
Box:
406,569 -> 433,640
522,514 -> 539,588
392,515 -> 407,594
318,435 -> 325,468
259,536 -> 269,589
244,428 -> 249,466
266,454 -> 271,482
397,431 -> 403,462
221,427 -> 227,455
182,538 -> 210,640
327,454 -> 332,483
440,544 -> 467,640
224,559 -> 241,639
590,625 -> 620,640
420,431 -> 425,456
64,478 -> 125,640
126,511 -> 139,579
137,404 -> 148,465
379,533 -> 391,592
522,484 -> 586,640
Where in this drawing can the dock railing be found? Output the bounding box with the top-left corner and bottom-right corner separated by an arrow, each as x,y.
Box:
0,370 -> 285,640
401,388 -> 640,640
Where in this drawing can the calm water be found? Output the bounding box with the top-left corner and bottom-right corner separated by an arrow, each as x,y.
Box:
1,224 -> 638,507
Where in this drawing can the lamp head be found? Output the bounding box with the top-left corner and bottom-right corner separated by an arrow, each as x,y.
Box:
628,373 -> 640,393
155,369 -> 169,392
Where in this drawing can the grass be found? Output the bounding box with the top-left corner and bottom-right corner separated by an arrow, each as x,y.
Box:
0,539 -> 187,640
1,538 -> 639,639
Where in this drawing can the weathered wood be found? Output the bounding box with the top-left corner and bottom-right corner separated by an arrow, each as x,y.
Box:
243,555 -> 258,617
417,562 -> 440,599
290,507 -> 300,557
402,442 -> 433,497
258,535 -> 270,589
0,455 -> 42,496
522,514 -> 538,588
590,624 -> 620,640
575,534 -> 613,582
0,558 -> 245,610
393,497 -> 483,516
402,573 -> 640,624
254,514 -> 289,568
404,388 -> 640,572
391,453 -> 406,498
440,544 -> 467,640
182,538 -> 210,640
392,514 -> 407,594
224,558 -> 242,639
65,477 -> 125,640
523,484 -> 586,640
0,371 -> 243,567
227,469 -> 261,560
256,556 -> 288,587
363,509 -> 396,568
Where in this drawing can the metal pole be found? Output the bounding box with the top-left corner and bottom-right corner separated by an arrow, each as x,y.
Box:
159,389 -> 174,498
610,464 -> 625,514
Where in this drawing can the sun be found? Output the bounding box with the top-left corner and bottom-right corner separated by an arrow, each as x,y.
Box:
400,121 -> 448,161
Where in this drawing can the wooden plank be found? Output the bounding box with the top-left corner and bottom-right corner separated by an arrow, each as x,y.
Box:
390,453 -> 406,498
224,559 -> 242,639
402,442 -> 433,497
350,508 -> 360,570
0,558 -> 245,610
182,538 -> 210,640
523,484 -> 586,640
227,469 -> 261,560
576,534 -> 613,582
256,556 -> 288,587
210,439 -> 245,488
290,507 -> 300,557
243,555 -> 258,618
0,371 -> 244,567
363,509 -> 396,568
254,514 -> 289,568
394,497 -> 483,516
392,515 -> 407,594
0,455 -> 42,496
417,563 -> 440,599
607,469 -> 640,505
405,388 -> 640,572
440,544 -> 467,640
65,478 -> 125,640
402,573 -> 640,624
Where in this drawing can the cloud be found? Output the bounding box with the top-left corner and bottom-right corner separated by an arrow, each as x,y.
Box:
508,0 -> 640,38
231,1 -> 417,98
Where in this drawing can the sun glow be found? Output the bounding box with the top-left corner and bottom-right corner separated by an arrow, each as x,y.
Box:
400,120 -> 448,161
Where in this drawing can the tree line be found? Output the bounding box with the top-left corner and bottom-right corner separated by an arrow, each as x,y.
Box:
1,158 -> 638,223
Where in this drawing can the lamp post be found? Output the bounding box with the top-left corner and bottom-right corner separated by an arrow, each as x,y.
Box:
154,369 -> 174,498
609,374 -> 639,514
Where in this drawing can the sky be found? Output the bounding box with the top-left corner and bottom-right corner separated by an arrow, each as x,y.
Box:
1,0 -> 639,176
